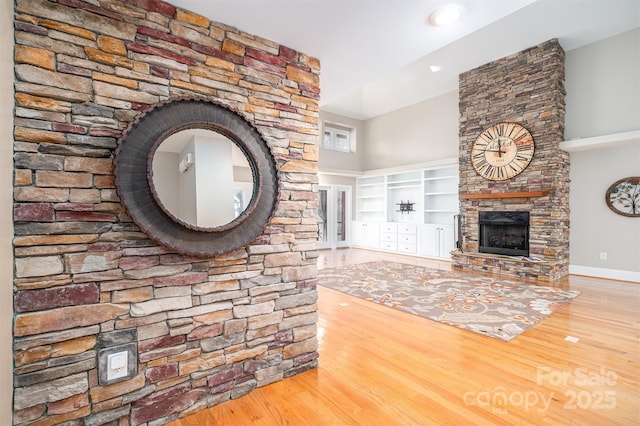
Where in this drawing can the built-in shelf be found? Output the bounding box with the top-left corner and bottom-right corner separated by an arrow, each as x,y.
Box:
424,191 -> 457,196
353,161 -> 459,260
355,163 -> 458,224
389,184 -> 421,190
559,130 -> 639,152
424,175 -> 458,181
425,210 -> 458,214
460,191 -> 548,200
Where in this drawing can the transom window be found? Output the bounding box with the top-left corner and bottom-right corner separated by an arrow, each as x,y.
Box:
323,122 -> 355,153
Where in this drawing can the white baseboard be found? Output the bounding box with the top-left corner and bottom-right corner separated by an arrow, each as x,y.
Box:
569,265 -> 640,283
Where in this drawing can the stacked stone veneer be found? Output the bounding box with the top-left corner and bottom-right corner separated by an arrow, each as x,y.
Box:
452,39 -> 569,281
12,0 -> 320,424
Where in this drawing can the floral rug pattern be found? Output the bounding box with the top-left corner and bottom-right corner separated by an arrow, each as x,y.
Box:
318,261 -> 580,342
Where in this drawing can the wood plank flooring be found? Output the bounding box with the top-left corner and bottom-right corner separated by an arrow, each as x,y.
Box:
169,248 -> 639,425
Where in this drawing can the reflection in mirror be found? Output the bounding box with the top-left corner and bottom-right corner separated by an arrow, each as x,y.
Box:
151,128 -> 254,229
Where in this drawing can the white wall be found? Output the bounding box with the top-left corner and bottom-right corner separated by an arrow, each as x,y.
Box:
565,28 -> 640,280
193,136 -> 235,227
321,30 -> 639,279
152,151 -> 181,214
318,111 -> 365,172
179,140 -> 198,225
1,0 -> 13,421
318,174 -> 358,220
565,29 -> 640,139
362,90 -> 459,170
569,143 -> 640,280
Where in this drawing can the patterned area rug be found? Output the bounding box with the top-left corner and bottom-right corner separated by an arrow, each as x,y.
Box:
318,261 -> 580,342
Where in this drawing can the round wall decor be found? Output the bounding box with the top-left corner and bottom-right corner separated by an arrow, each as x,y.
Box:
605,176 -> 639,217
471,122 -> 535,181
114,98 -> 279,256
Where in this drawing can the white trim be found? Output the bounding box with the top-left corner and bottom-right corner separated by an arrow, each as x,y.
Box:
569,265 -> 640,283
359,157 -> 459,176
318,157 -> 459,178
319,169 -> 363,177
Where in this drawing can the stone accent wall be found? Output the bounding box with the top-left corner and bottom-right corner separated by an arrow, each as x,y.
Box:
12,0 -> 320,424
452,39 -> 569,281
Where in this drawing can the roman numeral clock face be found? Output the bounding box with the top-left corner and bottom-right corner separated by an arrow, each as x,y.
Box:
471,122 -> 535,181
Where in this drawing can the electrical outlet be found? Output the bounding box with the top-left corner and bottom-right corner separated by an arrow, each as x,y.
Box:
599,252 -> 607,261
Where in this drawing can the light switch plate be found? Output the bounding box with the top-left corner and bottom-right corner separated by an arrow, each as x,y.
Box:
98,343 -> 137,385
107,351 -> 128,381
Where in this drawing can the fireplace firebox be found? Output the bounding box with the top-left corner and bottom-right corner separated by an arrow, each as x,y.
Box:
479,211 -> 529,257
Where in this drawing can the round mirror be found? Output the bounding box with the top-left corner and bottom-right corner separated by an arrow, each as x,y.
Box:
150,128 -> 254,230
114,98 -> 278,257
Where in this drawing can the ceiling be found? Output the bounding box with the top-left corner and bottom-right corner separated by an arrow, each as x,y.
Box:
169,0 -> 640,120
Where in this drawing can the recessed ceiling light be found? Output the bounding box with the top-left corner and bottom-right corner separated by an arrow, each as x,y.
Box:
430,65 -> 442,72
428,4 -> 464,27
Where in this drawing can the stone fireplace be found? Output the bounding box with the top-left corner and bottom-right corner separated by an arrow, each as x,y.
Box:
452,39 -> 569,281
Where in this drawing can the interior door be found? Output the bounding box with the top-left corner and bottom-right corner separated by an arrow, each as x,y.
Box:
334,185 -> 351,248
317,186 -> 330,249
317,185 -> 351,249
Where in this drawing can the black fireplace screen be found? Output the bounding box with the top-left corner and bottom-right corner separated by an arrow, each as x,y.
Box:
479,211 -> 529,256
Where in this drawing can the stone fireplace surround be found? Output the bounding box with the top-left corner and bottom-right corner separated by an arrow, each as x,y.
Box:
12,0 -> 320,424
452,39 -> 569,281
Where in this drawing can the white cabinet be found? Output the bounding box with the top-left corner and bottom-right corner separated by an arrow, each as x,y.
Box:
397,224 -> 417,254
419,224 -> 454,259
352,221 -> 380,249
352,161 -> 458,260
379,222 -> 398,251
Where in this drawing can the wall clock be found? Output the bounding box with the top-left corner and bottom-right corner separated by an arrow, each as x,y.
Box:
605,177 -> 640,217
471,122 -> 535,181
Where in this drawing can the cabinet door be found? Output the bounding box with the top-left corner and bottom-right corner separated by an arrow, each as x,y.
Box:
364,223 -> 380,249
351,221 -> 366,247
440,224 -> 455,258
419,224 -> 455,258
351,221 -> 380,249
419,225 -> 441,258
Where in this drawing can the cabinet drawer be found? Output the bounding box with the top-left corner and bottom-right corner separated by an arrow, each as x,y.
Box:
398,243 -> 417,253
397,234 -> 417,244
380,232 -> 397,242
397,224 -> 416,234
380,241 -> 398,251
381,223 -> 398,233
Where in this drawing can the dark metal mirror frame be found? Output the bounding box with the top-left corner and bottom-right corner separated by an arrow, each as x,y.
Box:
114,98 -> 279,257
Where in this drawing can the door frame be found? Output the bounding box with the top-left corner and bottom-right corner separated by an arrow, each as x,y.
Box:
317,185 -> 351,250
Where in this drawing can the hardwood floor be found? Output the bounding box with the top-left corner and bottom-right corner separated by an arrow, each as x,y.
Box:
170,248 -> 639,425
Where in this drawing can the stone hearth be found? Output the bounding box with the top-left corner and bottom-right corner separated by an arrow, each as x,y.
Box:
452,39 -> 569,281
